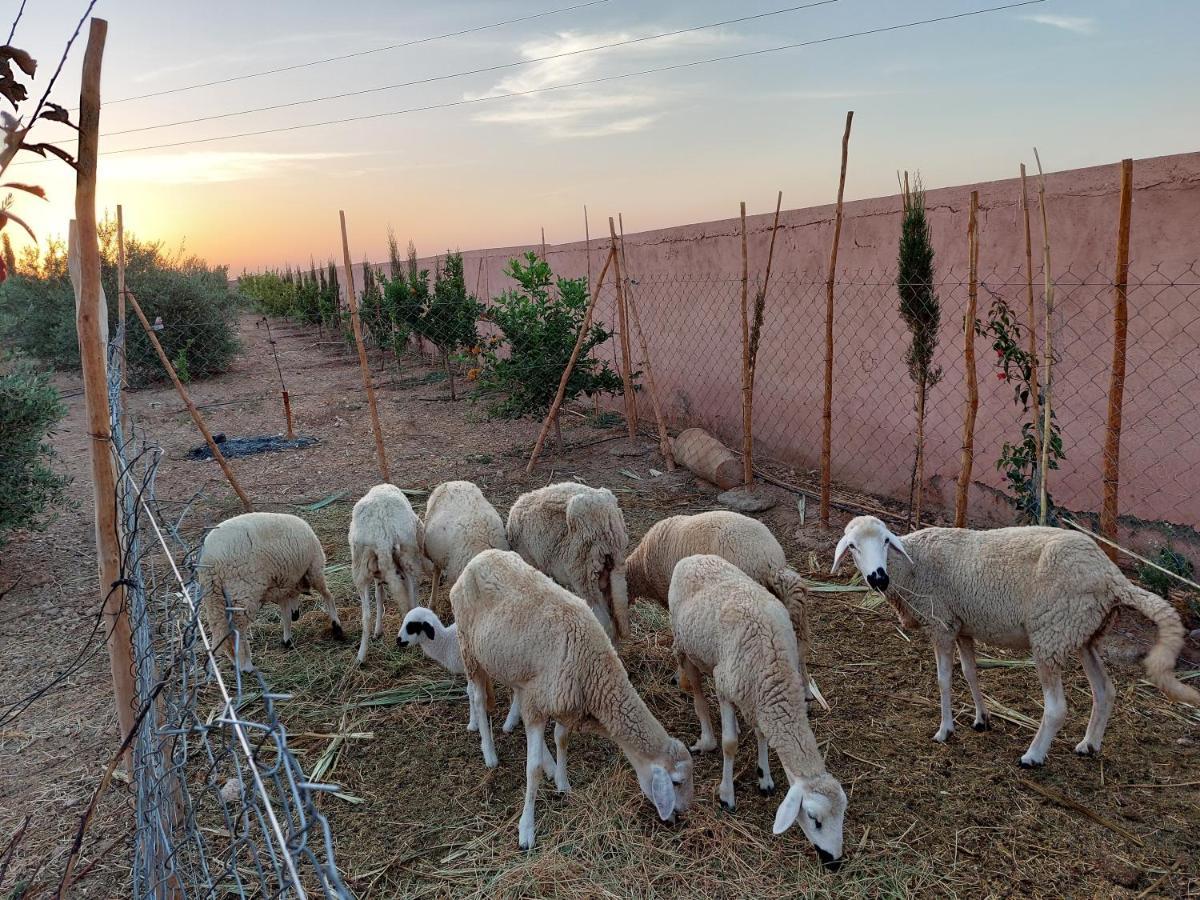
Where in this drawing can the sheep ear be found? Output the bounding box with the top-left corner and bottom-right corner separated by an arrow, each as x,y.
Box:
420,621 -> 435,641
887,532 -> 913,564
830,534 -> 852,574
773,783 -> 805,835
650,765 -> 675,821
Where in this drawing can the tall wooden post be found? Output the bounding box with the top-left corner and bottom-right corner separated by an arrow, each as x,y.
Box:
739,201 -> 752,486
609,217 -> 638,442
340,210 -> 390,483
72,17 -> 136,766
1034,149 -> 1055,525
955,191 -> 980,527
1100,159 -> 1134,560
1020,164 -> 1042,495
116,204 -> 127,396
821,111 -> 854,525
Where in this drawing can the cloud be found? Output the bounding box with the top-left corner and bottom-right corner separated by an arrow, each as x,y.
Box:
99,151 -> 364,185
1022,14 -> 1095,34
467,27 -> 734,139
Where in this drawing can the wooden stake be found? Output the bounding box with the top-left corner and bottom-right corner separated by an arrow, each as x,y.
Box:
125,291 -> 253,511
739,201 -> 752,486
742,191 -> 784,488
282,390 -> 296,440
821,111 -> 854,525
70,18 -> 137,768
541,226 -> 547,261
610,217 -> 638,441
1034,149 -> 1054,525
955,190 -> 980,527
618,218 -> 675,471
1100,159 -> 1134,560
340,210 -> 390,483
527,248 -> 615,473
584,205 -> 592,294
116,204 -> 127,401
1020,164 -> 1042,497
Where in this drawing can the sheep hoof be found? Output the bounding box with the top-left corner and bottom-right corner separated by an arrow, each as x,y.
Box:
329,621 -> 346,640
1018,756 -> 1043,769
281,638 -> 293,650
758,783 -> 776,796
1074,742 -> 1097,757
690,737 -> 718,753
719,799 -> 735,812
291,609 -> 301,622
933,728 -> 953,743
972,719 -> 991,732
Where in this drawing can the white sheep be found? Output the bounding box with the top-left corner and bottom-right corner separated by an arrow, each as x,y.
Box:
198,512 -> 342,672
422,480 -> 509,615
397,606 -> 520,733
625,510 -> 814,697
506,482 -> 630,645
833,515 -> 1200,767
669,554 -> 846,869
452,549 -> 694,850
349,484 -> 427,665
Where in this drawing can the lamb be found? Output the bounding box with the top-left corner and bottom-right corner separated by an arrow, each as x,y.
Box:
669,554 -> 846,870
349,484 -> 427,664
833,515 -> 1200,767
452,549 -> 694,850
397,606 -> 520,733
198,512 -> 343,672
626,510 -> 814,697
506,482 -> 630,645
422,480 -> 509,615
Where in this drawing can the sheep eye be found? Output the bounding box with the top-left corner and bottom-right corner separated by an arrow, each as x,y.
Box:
809,814 -> 823,830
847,543 -> 856,552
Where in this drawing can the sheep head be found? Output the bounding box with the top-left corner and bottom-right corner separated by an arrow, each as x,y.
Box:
831,515 -> 912,592
628,737 -> 694,823
397,606 -> 442,648
566,488 -> 630,641
773,772 -> 847,871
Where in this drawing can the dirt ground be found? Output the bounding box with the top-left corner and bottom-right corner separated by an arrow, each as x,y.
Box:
2,313 -> 1198,898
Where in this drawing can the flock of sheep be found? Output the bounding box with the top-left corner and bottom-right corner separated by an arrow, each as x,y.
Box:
196,480 -> 1199,867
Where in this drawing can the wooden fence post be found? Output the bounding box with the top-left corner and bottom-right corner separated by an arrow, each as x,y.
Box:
528,248 -> 616,473
1100,159 -> 1133,560
71,17 -> 136,768
609,217 -> 638,442
340,210 -> 390,483
741,191 -> 784,488
116,204 -> 126,395
821,111 -> 854,526
739,201 -> 752,486
125,290 -> 253,512
1020,164 -> 1042,497
955,191 -> 980,527
1033,149 -> 1055,525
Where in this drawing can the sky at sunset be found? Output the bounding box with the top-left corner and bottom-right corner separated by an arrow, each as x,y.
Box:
6,0 -> 1199,272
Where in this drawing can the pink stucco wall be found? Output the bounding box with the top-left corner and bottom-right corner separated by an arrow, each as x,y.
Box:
394,151 -> 1200,554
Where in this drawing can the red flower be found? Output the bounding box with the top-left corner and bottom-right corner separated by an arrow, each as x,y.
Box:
997,371 -> 1007,381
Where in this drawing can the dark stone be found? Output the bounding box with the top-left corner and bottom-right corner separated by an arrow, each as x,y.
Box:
717,488 -> 778,513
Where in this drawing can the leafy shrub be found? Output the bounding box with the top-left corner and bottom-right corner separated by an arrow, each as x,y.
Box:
240,270 -> 297,317
1138,545 -> 1195,599
0,354 -> 68,547
476,252 -> 623,419
425,252 -> 482,399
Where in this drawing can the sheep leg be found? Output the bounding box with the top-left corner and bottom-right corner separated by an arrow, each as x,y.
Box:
280,598 -> 294,648
1075,643 -> 1113,757
428,566 -> 441,613
553,723 -> 572,793
355,585 -> 371,665
682,657 -> 717,753
540,728 -> 557,782
502,692 -> 522,734
369,581 -> 381,639
465,688 -> 478,732
467,676 -> 498,768
311,568 -> 344,639
1020,660 -> 1067,768
405,571 -> 419,615
932,637 -> 956,742
755,728 -> 775,795
518,718 -> 545,851
956,635 -> 990,731
718,697 -> 739,811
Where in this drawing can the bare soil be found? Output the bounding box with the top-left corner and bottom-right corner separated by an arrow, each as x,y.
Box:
2,313 -> 1198,898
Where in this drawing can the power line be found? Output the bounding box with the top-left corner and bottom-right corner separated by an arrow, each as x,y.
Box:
103,0 -> 844,138
100,0 -> 614,107
17,0 -> 1045,165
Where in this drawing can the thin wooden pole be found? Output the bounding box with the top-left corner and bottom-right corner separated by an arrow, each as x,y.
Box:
528,248 -> 615,473
116,204 -> 127,397
126,291 -> 253,511
821,111 -> 853,525
71,18 -> 137,769
742,191 -> 784,488
541,227 -> 547,261
1034,149 -> 1054,525
1100,159 -> 1134,561
340,210 -> 390,483
739,201 -> 752,486
955,191 -> 980,527
618,218 -> 675,472
1020,164 -> 1042,499
617,212 -> 640,435
609,217 -> 638,441
584,205 -> 592,293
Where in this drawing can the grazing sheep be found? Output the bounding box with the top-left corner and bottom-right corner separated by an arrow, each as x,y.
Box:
506,482 -> 630,645
397,606 -> 520,733
452,549 -> 694,850
625,510 -> 814,697
833,515 -> 1200,767
349,484 -> 426,665
670,554 -> 846,870
422,480 -> 509,615
198,512 -> 342,672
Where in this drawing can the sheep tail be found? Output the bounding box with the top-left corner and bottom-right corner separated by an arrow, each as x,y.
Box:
1116,582 -> 1200,705
767,567 -> 810,656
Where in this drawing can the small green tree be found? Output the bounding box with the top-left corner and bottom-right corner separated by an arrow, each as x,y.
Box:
425,252 -> 482,399
0,354 -> 68,547
477,252 -> 623,419
897,174 -> 942,526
